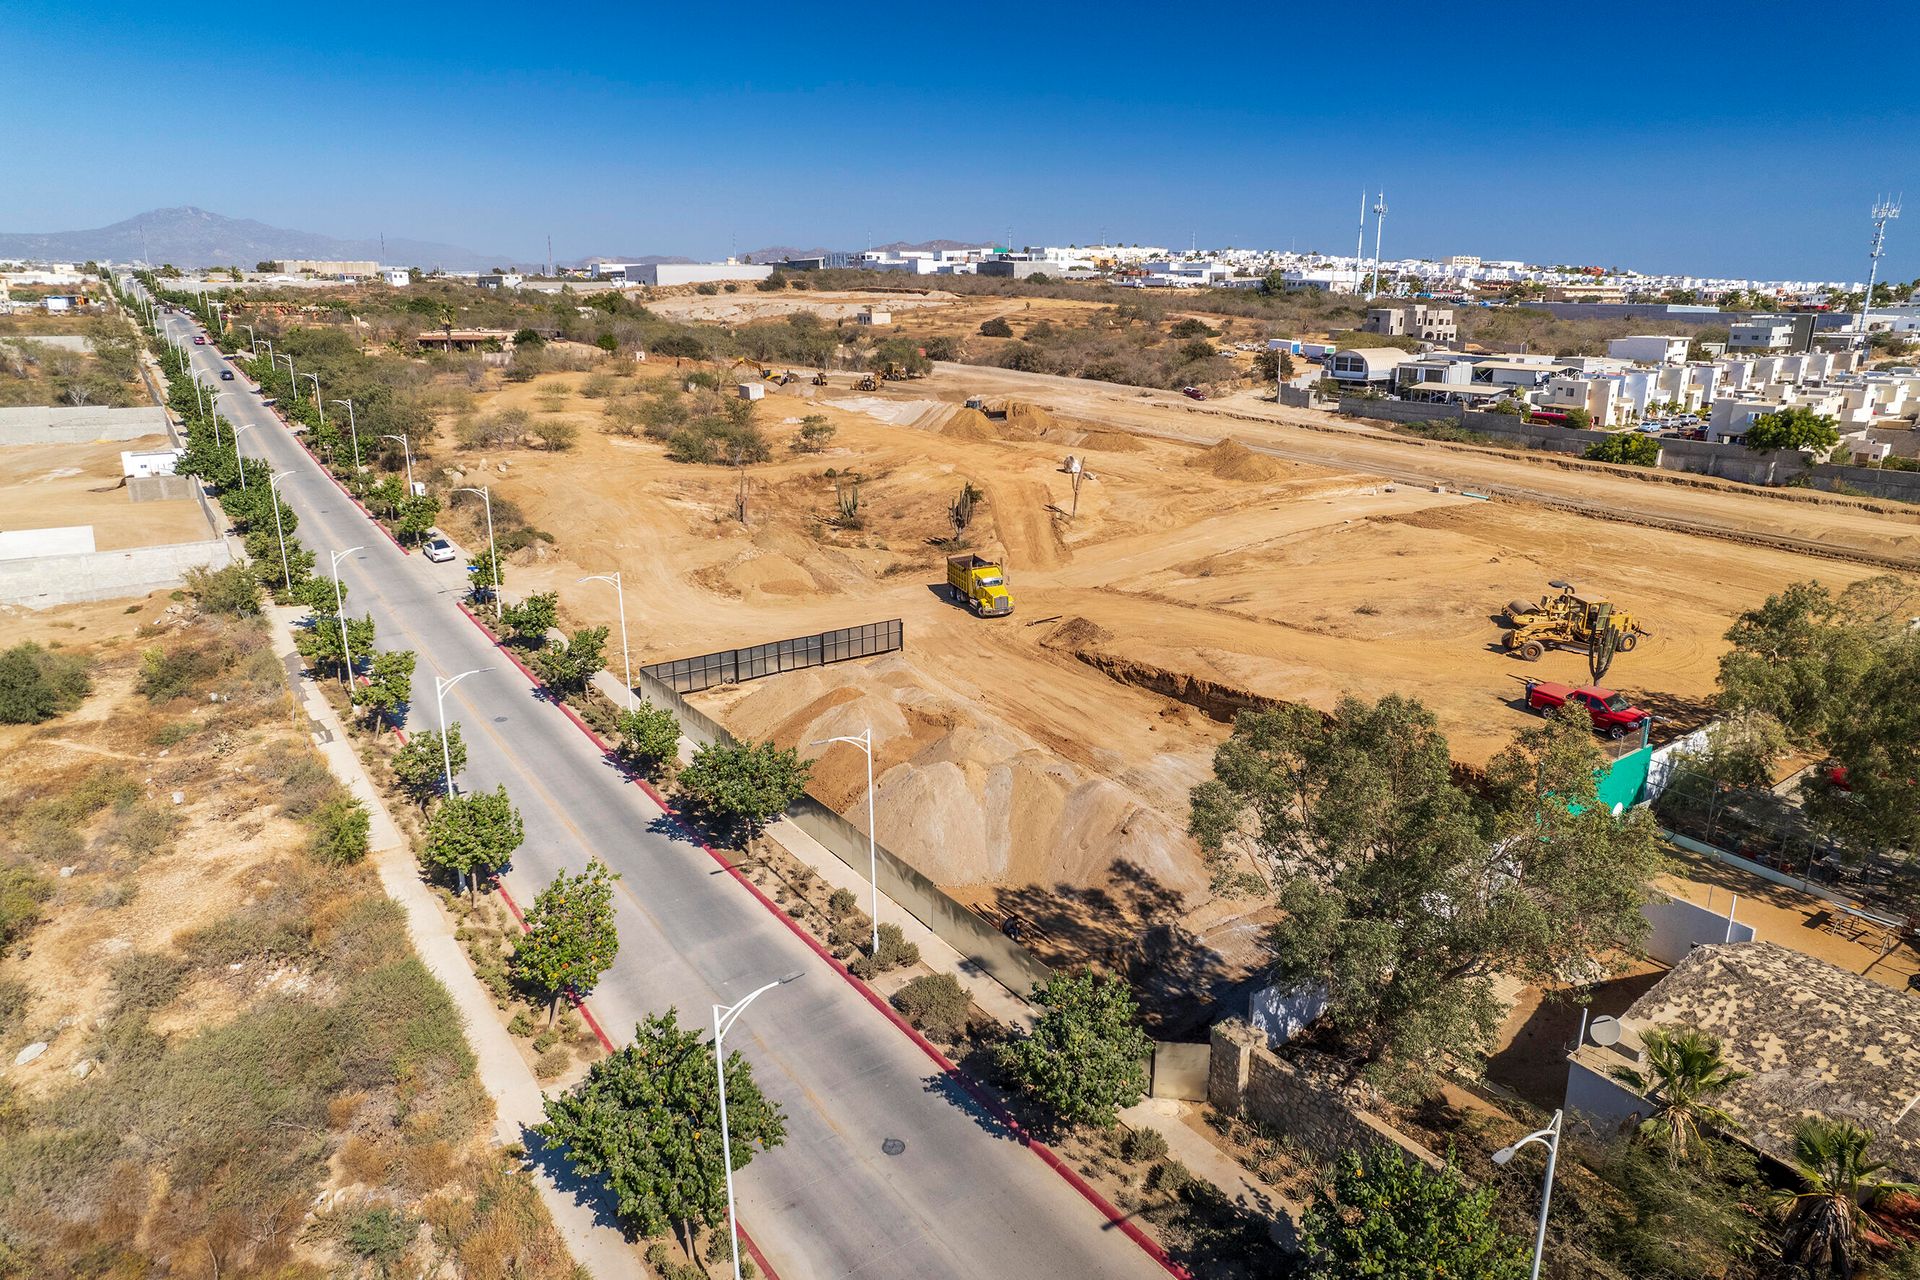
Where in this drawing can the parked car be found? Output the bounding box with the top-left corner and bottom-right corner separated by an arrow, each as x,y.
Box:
421,535 -> 457,563
192,335 -> 206,345
1180,386 -> 1207,401
1524,679 -> 1651,740
219,369 -> 235,381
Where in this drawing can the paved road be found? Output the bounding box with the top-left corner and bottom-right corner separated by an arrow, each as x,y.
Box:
149,300 -> 1169,1280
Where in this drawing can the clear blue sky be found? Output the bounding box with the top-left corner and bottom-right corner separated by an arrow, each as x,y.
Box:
4,1 -> 1914,281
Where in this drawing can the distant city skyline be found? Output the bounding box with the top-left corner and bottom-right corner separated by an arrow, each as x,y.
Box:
4,1 -> 1913,281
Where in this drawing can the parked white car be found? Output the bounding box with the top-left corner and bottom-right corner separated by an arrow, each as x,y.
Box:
422,535 -> 457,563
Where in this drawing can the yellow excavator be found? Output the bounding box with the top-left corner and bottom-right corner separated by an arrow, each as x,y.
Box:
855,373 -> 878,391
1502,581 -> 1651,661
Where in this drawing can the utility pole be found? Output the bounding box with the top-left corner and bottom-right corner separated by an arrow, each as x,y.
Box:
1857,196 -> 1902,346
1352,189 -> 1367,296
1368,191 -> 1389,299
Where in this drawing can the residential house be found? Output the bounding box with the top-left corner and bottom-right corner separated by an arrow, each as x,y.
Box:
1363,303 -> 1457,344
1728,313 -> 1814,353
1606,335 -> 1691,365
1328,348 -> 1414,387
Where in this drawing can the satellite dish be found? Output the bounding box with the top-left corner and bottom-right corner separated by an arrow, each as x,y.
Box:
1589,1015 -> 1623,1047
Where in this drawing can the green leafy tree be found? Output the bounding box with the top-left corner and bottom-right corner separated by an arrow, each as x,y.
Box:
354,648 -> 415,729
296,611 -> 376,681
978,317 -> 1014,338
1584,432 -> 1661,465
614,702 -> 682,779
999,971 -> 1148,1129
396,493 -> 440,543
676,740 -> 812,836
1297,1148 -> 1529,1280
467,547 -> 504,604
1743,405 -> 1840,453
0,642 -> 90,724
1191,695 -> 1661,1095
535,1007 -> 787,1248
511,859 -> 619,1022
531,626 -> 608,693
790,415 -> 836,453
1608,1026 -> 1749,1165
422,785 -> 525,897
1775,1117 -> 1918,1279
391,725 -> 465,804
500,590 -> 558,645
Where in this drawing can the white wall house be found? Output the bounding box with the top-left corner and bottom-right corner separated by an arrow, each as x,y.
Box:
1607,334 -> 1690,365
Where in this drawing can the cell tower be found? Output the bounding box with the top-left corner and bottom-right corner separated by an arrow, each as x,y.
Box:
1367,190 -> 1389,298
1352,190 -> 1367,295
1857,196 -> 1902,344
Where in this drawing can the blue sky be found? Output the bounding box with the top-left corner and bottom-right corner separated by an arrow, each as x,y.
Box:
4,1 -> 1914,280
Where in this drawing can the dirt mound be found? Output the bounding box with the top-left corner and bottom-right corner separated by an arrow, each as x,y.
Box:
1185,438 -> 1284,482
998,401 -> 1058,440
942,408 -> 998,440
1043,615 -> 1114,651
1077,430 -> 1145,453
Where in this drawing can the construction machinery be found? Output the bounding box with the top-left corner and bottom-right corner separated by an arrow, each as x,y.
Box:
811,369 -> 829,386
881,362 -> 909,381
1502,581 -> 1650,661
946,553 -> 1013,617
855,373 -> 878,391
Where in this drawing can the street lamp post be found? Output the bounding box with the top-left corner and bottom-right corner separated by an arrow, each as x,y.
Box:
380,433 -> 415,494
713,974 -> 803,1280
302,372 -> 324,423
810,727 -> 879,956
1493,1109 -> 1563,1280
455,486 -> 501,616
231,422 -> 256,489
209,388 -> 230,446
577,571 -> 633,709
432,667 -> 491,800
238,323 -> 255,348
275,353 -> 297,397
331,398 -> 362,469
266,469 -> 297,590
328,546 -> 363,685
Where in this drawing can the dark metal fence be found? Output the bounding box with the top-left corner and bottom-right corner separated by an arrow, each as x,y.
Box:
639,619 -> 903,694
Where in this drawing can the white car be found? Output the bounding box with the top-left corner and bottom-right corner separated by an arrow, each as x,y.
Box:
421,536 -> 457,563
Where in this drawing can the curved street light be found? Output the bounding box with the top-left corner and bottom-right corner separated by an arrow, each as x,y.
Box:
809,727 -> 879,956
714,973 -> 803,1280
380,432 -> 415,495
577,571 -> 633,709
455,486 -> 501,617
330,398 -> 362,469
266,469 -> 297,590
432,666 -> 492,801
1492,1108 -> 1562,1280
328,546 -> 364,685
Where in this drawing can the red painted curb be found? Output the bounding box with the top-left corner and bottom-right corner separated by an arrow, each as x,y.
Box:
287,430 -> 409,554
453,605 -> 1192,1279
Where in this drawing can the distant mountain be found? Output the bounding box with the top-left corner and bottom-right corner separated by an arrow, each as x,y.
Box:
0,206 -> 498,271
743,245 -> 843,263
871,239 -> 992,253
564,254 -> 697,268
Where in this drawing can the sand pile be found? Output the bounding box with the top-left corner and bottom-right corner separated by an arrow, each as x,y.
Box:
1186,438 -> 1284,482
1044,616 -> 1114,650
998,401 -> 1058,440
1077,430 -> 1145,453
942,408 -> 998,440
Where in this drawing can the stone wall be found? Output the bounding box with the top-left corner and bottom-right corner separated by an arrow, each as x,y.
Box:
128,474 -> 196,502
0,405 -> 171,444
1208,1019 -> 1442,1168
0,538 -> 235,607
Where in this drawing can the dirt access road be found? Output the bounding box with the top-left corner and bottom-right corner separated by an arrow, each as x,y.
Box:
927,362 -> 1920,573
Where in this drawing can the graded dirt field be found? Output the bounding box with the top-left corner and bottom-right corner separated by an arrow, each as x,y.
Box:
424,361 -> 1911,969
0,435 -> 212,550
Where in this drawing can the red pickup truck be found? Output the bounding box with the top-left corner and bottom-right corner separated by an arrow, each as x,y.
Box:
1525,680 -> 1650,740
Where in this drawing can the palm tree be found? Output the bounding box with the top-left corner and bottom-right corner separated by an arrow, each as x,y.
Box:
1775,1116 -> 1917,1278
1610,1025 -> 1749,1164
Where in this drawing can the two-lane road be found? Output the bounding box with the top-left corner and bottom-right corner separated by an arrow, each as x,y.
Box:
151,301 -> 1170,1280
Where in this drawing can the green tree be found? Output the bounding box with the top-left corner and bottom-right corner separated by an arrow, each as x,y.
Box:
396,493 -> 440,543
500,590 -> 558,645
354,649 -> 416,730
978,317 -> 1014,338
296,611 -> 376,681
0,642 -> 90,724
1807,633 -> 1920,866
1584,432 -> 1660,465
1562,406 -> 1594,430
1297,1147 -> 1528,1280
676,740 -> 811,836
391,725 -> 465,804
510,859 -> 619,1022
790,415 -> 835,453
422,785 -> 525,897
614,702 -> 681,779
467,546 -> 504,604
999,971 -> 1148,1129
531,626 -> 608,693
1743,405 -> 1840,453
1190,695 -> 1660,1096
1775,1117 -> 1918,1279
1608,1026 -> 1749,1165
535,1008 -> 787,1248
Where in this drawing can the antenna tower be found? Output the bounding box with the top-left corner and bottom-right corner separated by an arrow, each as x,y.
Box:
1857,196 -> 1902,344
1352,190 -> 1367,295
1367,190 -> 1388,298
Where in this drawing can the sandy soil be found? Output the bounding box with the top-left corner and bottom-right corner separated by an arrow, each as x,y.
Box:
646,289 -> 962,325
420,362 -> 1913,976
0,436 -> 212,550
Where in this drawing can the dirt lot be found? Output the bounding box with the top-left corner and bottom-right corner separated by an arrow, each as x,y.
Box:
0,435 -> 212,550
424,361 -> 1909,971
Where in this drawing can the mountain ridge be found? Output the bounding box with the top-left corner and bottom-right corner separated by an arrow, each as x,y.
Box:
0,206 -> 498,271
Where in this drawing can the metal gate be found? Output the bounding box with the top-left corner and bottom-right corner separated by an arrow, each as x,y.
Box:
639,619 -> 903,694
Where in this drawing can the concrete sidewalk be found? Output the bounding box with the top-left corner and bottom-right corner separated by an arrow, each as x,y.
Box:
269,608 -> 641,1279
1120,1098 -> 1302,1249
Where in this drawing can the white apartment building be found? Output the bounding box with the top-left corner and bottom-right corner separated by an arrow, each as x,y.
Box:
1539,374 -> 1626,427
1607,334 -> 1690,365
1364,303 -> 1457,343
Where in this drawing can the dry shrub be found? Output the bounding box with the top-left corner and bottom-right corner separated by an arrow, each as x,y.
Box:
397,1139 -> 458,1195
338,1134 -> 398,1186
423,1155 -> 578,1280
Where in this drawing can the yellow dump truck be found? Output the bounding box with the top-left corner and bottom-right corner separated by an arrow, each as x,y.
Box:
946,553 -> 1013,617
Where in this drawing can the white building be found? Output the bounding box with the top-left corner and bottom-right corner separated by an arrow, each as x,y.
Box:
382,269 -> 410,287
120,448 -> 182,478
1607,335 -> 1691,365
629,262 -> 775,287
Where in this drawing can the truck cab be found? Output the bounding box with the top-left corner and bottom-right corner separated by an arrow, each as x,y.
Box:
946,553 -> 1013,617
1525,680 -> 1650,740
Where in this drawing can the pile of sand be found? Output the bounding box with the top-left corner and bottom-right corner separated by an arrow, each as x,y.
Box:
1185,438 -> 1284,482
999,401 -> 1058,440
1077,429 -> 1145,453
1044,616 -> 1114,650
942,408 -> 999,440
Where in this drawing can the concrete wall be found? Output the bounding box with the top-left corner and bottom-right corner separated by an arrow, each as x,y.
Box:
1642,894 -> 1756,966
0,537 -> 234,607
0,405 -> 170,444
1565,1057 -> 1647,1139
1209,1020 -> 1442,1168
618,664 -> 1057,998
128,474 -> 195,502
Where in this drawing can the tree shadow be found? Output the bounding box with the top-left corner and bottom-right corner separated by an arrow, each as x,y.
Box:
1483,969 -> 1667,1110
919,1070 -> 1024,1144
519,1123 -> 631,1239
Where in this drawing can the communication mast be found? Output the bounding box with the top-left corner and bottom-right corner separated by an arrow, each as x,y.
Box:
1857,196 -> 1902,345
1352,190 -> 1367,295
1367,190 -> 1389,299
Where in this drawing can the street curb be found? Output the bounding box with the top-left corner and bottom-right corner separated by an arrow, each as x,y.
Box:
455,603 -> 1194,1280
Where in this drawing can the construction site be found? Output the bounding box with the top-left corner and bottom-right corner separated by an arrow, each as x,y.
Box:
426,355 -> 1917,985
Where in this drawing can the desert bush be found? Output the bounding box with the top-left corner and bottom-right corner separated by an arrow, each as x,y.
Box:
183,562 -> 262,616
535,1046 -> 570,1079
136,639 -> 229,702
849,921 -> 918,978
979,317 -> 1013,337
100,800 -> 178,859
508,1010 -> 535,1037
308,794 -> 371,866
827,887 -> 858,918
457,407 -> 533,450
537,420 -> 578,450
0,641 -> 90,724
891,973 -> 969,1034
0,865 -> 52,956
1121,1126 -> 1170,1164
